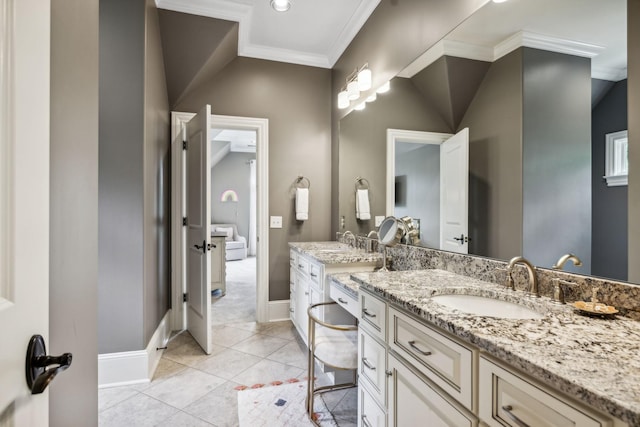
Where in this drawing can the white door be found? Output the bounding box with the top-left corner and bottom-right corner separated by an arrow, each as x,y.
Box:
440,128 -> 469,254
185,105 -> 212,354
0,0 -> 51,424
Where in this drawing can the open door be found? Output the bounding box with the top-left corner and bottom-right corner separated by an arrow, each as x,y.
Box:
185,105 -> 212,354
1,0 -> 51,422
440,128 -> 469,254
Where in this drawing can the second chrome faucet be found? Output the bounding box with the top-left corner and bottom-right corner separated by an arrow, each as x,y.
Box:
506,256 -> 539,297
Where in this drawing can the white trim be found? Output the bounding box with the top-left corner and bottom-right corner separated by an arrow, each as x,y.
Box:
494,31 -> 604,62
386,129 -> 452,215
171,112 -> 269,328
400,30 -> 611,80
326,0 -> 381,67
267,300 -> 290,322
98,311 -> 171,388
155,0 -> 378,69
604,130 -> 629,187
170,112 -> 194,331
592,65 -> 627,82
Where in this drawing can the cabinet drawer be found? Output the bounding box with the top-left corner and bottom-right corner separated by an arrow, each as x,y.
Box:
297,256 -> 310,275
389,307 -> 474,411
360,291 -> 387,342
309,262 -> 322,288
359,381 -> 387,427
289,250 -> 296,267
479,357 -> 613,427
388,354 -> 477,427
359,329 -> 387,407
330,282 -> 359,318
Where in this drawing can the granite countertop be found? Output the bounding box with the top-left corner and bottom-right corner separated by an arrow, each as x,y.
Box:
327,272 -> 359,298
342,269 -> 640,426
289,241 -> 382,265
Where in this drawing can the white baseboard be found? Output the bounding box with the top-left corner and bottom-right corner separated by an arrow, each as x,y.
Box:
268,299 -> 290,322
98,310 -> 172,388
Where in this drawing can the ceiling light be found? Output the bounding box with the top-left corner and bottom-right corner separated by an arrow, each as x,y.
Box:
366,93 -> 377,103
270,0 -> 291,12
492,0 -> 508,3
357,68 -> 372,91
347,81 -> 360,101
354,102 -> 366,111
376,81 -> 390,94
338,90 -> 349,109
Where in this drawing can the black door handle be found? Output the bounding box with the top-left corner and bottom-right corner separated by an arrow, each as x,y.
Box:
453,234 -> 464,242
194,239 -> 207,253
25,334 -> 72,394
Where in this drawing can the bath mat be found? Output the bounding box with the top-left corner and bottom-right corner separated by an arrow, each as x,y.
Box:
237,382 -> 338,427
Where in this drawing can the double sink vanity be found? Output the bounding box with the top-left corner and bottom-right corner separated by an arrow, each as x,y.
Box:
289,240 -> 640,427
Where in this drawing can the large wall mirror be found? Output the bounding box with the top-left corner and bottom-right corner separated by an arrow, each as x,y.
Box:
338,0 -> 629,281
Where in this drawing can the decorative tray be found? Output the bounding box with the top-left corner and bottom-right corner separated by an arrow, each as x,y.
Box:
573,301 -> 618,317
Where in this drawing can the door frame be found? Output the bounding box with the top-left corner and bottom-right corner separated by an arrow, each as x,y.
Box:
386,128 -> 453,215
171,112 -> 269,330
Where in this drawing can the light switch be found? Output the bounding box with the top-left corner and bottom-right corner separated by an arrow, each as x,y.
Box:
270,216 -> 283,228
375,216 -> 385,227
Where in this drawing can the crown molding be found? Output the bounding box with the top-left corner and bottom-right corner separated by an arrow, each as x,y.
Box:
494,30 -> 605,61
592,65 -> 627,82
239,43 -> 332,68
156,0 -> 377,69
398,39 -> 493,78
327,0 -> 381,67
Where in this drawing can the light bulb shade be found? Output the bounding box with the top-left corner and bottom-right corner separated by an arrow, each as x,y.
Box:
347,80 -> 360,100
366,93 -> 377,103
270,0 -> 291,12
354,102 -> 366,111
376,80 -> 390,94
357,68 -> 372,91
337,90 -> 349,109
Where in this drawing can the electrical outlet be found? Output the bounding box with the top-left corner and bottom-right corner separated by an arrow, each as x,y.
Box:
375,216 -> 385,227
270,216 -> 283,228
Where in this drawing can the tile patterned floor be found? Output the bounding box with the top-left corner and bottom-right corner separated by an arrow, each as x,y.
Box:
99,257 -> 357,426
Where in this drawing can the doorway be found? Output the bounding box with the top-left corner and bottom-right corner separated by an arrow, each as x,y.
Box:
210,127 -> 257,324
170,112 -> 269,335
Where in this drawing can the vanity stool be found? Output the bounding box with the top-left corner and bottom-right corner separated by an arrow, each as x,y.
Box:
306,301 -> 358,425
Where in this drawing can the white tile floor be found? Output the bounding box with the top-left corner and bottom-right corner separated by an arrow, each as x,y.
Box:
99,257 -> 357,426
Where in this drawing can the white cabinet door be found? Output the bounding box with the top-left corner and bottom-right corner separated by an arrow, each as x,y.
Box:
440,127 -> 469,254
295,275 -> 310,343
186,105 -> 212,354
388,354 -> 477,427
0,0 -> 51,423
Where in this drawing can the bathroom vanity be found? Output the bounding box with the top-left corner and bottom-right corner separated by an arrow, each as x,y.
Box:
288,242 -> 381,345
332,269 -> 637,427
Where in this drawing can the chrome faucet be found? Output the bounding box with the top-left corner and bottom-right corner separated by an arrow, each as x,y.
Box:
365,230 -> 379,253
552,253 -> 582,270
342,230 -> 356,246
507,256 -> 539,297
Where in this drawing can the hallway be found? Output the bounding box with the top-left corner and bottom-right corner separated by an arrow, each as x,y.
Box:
98,257 -> 356,426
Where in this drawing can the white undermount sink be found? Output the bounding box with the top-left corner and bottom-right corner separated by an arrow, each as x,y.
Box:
431,294 -> 544,319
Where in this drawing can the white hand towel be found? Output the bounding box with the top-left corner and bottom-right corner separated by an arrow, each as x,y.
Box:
356,189 -> 370,220
296,188 -> 309,221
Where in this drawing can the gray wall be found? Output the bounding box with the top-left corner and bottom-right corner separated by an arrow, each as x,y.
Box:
212,153 -> 255,240
99,0 -> 145,353
50,0 -> 99,424
395,143 -> 440,247
143,0 -> 171,344
175,57 -> 332,301
99,0 -> 170,352
629,0 -> 640,283
592,80 -> 628,280
338,77 -> 450,235
459,49 -> 524,259
522,48 -> 592,273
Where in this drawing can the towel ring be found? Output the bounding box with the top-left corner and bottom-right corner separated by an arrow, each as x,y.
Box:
294,176 -> 310,189
355,177 -> 369,191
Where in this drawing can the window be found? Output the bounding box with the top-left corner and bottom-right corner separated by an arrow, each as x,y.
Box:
604,130 -> 628,187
